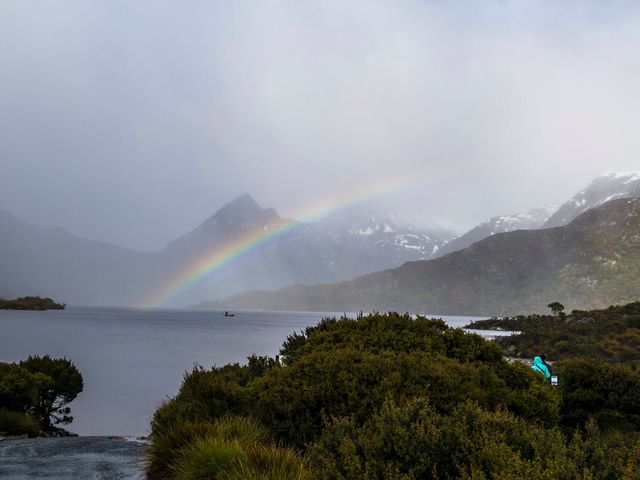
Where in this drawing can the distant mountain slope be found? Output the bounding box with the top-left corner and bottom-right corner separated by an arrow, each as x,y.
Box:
0,210 -> 155,305
202,197 -> 640,316
544,171 -> 640,228
432,205 -> 557,258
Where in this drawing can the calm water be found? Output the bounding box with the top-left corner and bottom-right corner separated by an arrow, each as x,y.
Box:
0,306 -> 488,436
0,437 -> 146,480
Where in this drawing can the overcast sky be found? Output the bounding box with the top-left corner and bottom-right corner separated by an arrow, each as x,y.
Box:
1,0 -> 640,251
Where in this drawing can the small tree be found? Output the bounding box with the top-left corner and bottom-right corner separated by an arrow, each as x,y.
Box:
547,302 -> 565,318
19,355 -> 83,430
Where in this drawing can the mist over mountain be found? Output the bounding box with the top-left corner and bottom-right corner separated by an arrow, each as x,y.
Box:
0,210 -> 156,305
431,172 -> 640,259
3,172 -> 640,308
0,195 -> 453,306
154,195 -> 456,306
431,205 -> 557,259
203,196 -> 640,316
544,172 -> 640,228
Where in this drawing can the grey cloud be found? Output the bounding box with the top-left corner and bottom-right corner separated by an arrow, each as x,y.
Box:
1,0 -> 639,250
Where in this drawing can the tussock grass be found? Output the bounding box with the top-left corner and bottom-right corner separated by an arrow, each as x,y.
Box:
172,437 -> 243,480
144,415 -> 303,480
226,444 -> 310,480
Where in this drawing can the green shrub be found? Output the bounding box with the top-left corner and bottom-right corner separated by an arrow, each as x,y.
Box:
308,399 -> 577,480
558,358 -> 640,430
0,363 -> 44,412
151,364 -> 255,433
151,312 -> 640,478
280,313 -> 501,365
19,355 -> 83,429
251,347 -> 558,447
0,408 -> 41,436
0,355 -> 83,432
149,313 -> 561,453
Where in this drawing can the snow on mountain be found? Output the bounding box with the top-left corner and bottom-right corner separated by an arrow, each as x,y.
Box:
484,205 -> 558,235
544,171 -> 640,228
317,205 -> 455,259
431,204 -> 557,259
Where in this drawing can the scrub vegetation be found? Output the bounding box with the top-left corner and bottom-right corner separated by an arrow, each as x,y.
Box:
0,355 -> 83,436
466,301 -> 640,364
146,309 -> 640,479
0,296 -> 65,310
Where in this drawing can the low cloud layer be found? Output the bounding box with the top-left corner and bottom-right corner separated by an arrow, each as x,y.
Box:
1,1 -> 639,250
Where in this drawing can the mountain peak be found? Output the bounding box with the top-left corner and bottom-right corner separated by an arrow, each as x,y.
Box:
201,194 -> 280,231
228,193 -> 259,208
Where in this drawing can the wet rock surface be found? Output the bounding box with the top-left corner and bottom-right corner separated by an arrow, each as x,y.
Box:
0,436 -> 146,479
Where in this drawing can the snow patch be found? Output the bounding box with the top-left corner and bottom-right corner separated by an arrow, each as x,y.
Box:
602,171 -> 640,181
596,194 -> 622,206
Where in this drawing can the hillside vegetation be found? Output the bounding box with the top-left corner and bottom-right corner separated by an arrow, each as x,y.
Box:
467,301 -> 640,364
0,296 -> 65,310
145,310 -> 640,479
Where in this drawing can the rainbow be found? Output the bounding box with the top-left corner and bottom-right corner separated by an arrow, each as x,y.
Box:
139,176 -> 419,308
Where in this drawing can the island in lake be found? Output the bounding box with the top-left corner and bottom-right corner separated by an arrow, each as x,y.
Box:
0,296 -> 65,311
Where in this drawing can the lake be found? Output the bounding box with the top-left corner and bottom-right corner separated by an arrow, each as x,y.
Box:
0,306 -> 495,436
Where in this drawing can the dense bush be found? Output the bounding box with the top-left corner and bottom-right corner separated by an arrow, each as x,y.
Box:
308,399 -> 640,480
0,408 -> 41,436
253,347 -> 559,446
280,314 -> 501,365
147,310 -> 640,479
468,301 -> 640,363
152,314 -> 558,446
0,355 -> 83,434
467,302 -> 640,433
0,362 -> 50,414
557,358 -> 640,430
